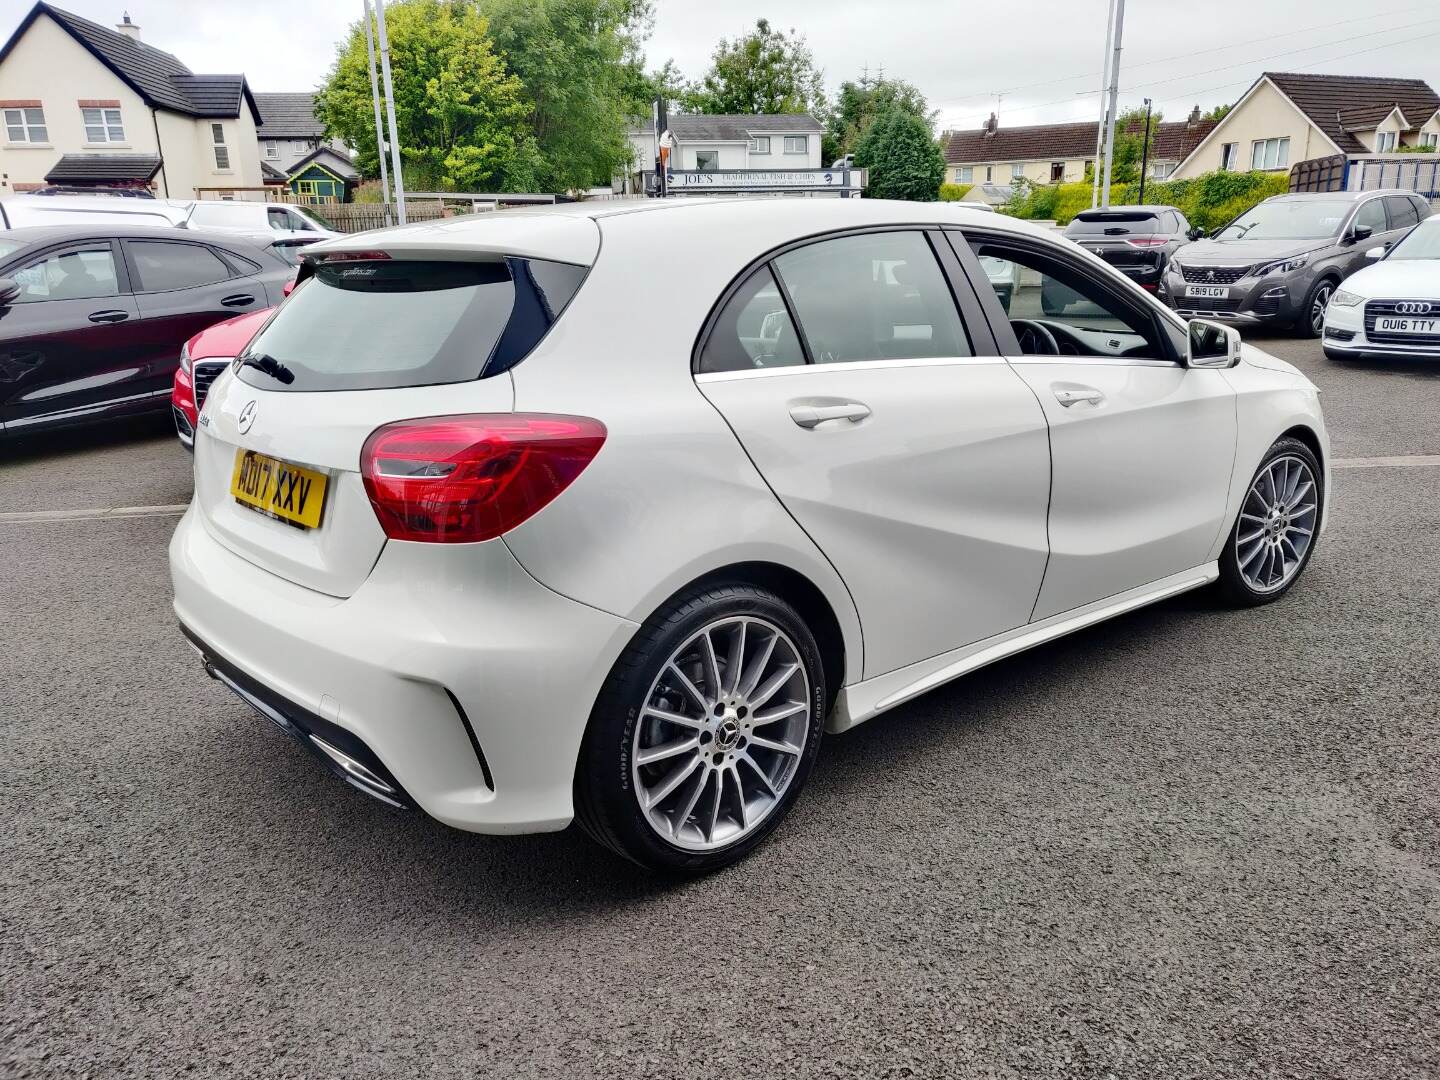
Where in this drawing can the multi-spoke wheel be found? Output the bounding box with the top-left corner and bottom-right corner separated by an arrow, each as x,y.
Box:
575,586 -> 825,871
1297,278 -> 1335,338
1218,436 -> 1323,606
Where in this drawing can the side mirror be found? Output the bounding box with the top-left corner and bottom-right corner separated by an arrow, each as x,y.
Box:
1186,227 -> 1205,241
1364,245 -> 1386,260
1186,318 -> 1241,368
1348,225 -> 1373,244
0,277 -> 20,306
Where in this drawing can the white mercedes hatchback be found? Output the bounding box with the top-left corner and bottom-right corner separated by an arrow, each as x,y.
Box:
171,199 -> 1329,871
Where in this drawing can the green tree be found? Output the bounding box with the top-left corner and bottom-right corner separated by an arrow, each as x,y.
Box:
825,71 -> 932,164
853,108 -> 945,201
479,0 -> 653,191
1109,105 -> 1162,184
315,0 -> 539,191
1203,103 -> 1233,122
686,18 -> 826,116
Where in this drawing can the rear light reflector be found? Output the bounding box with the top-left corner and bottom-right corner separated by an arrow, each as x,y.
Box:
360,414 -> 606,543
1124,236 -> 1169,247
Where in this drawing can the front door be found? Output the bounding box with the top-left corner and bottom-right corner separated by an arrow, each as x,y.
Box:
696,229 -> 1052,678
956,229 -> 1237,621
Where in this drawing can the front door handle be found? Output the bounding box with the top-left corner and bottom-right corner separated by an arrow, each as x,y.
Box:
220,294 -> 256,307
789,402 -> 871,428
87,309 -> 130,324
1054,386 -> 1104,407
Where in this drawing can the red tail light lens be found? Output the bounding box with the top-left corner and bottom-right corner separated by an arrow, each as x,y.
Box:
1124,236 -> 1169,247
360,414 -> 606,543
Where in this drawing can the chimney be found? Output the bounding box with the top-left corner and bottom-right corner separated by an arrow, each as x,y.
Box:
1187,104 -> 1201,126
115,12 -> 141,40
982,112 -> 998,137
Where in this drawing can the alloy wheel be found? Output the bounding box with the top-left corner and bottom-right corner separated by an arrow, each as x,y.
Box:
1235,454 -> 1319,593
631,616 -> 810,851
1310,284 -> 1332,333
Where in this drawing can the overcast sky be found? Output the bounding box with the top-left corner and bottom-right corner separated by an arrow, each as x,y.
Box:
16,0 -> 1440,131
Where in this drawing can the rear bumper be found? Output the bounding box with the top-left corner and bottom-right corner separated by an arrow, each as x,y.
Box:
169,507 -> 639,833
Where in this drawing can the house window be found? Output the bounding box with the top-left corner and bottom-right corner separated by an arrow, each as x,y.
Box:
750,135 -> 770,154
1250,137 -> 1290,170
265,142 -> 279,159
211,123 -> 230,170
3,106 -> 47,143
1423,132 -> 1439,149
783,135 -> 808,154
81,106 -> 124,143
1152,162 -> 1175,179
695,150 -> 719,172
958,166 -> 973,183
1050,161 -> 1064,182
1376,131 -> 1397,153
1011,164 -> 1024,180
985,166 -> 993,182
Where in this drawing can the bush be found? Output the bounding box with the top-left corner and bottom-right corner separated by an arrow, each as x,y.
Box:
1004,170 -> 1290,232
854,108 -> 946,201
939,182 -> 972,202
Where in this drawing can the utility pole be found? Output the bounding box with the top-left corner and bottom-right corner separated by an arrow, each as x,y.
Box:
1137,97 -> 1153,203
1099,0 -> 1126,208
373,0 -> 407,224
1091,0 -> 1117,209
362,0 -> 391,225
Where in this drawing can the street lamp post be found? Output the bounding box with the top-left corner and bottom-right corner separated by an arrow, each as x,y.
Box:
1137,97 -> 1153,203
373,0 -> 407,224
1099,0 -> 1126,209
361,0 -> 391,225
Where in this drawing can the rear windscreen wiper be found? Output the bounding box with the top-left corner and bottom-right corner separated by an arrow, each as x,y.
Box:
237,351 -> 295,385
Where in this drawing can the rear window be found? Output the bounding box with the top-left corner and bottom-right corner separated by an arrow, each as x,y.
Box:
1065,212 -> 1161,236
234,256 -> 586,392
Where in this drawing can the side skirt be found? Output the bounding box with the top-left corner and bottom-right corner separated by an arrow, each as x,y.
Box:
828,563 -> 1218,733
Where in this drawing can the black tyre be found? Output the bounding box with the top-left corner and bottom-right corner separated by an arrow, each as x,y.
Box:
1216,435 -> 1323,607
1295,277 -> 1336,338
575,583 -> 826,872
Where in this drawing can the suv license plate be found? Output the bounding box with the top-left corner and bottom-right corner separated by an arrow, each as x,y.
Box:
1185,285 -> 1228,299
230,449 -> 328,529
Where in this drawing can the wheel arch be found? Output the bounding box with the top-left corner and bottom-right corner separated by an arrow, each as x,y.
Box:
1279,423 -> 1325,470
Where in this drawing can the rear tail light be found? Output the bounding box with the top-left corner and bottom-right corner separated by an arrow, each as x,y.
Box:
1124,236 -> 1169,247
360,414 -> 606,543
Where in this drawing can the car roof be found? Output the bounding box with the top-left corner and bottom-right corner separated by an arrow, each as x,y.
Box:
0,223 -> 278,248
1267,189 -> 1417,203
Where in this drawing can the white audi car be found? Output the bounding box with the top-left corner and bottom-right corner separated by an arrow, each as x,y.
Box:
170,199 -> 1329,871
1323,213 -> 1440,361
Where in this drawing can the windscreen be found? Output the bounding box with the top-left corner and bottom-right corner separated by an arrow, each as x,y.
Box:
234,257 -> 585,392
1214,200 -> 1350,240
1065,212 -> 1160,236
1387,219 -> 1440,261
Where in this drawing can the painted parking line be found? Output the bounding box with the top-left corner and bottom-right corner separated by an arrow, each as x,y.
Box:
0,504 -> 189,524
1332,455 -> 1440,470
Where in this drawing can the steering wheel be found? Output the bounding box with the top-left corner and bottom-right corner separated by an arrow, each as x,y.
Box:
1010,319 -> 1060,356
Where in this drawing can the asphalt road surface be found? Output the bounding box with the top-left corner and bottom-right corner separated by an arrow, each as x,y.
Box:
3,338 -> 1438,1079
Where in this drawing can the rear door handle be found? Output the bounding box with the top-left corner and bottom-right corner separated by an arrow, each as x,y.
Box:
1054,386 -> 1104,407
221,293 -> 256,307
789,402 -> 871,428
87,309 -> 130,324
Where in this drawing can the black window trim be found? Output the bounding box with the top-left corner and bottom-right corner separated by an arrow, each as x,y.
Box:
0,237 -> 132,299
945,226 -> 1186,365
119,236 -> 240,294
691,223 -> 1002,375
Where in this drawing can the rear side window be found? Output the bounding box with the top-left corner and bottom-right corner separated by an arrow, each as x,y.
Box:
1065,212 -> 1161,236
1385,196 -> 1420,230
128,241 -> 233,291
698,266 -> 805,373
235,257 -> 586,392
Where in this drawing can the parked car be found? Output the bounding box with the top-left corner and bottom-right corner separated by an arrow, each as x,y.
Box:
173,307 -> 273,449
1060,204 -> 1196,297
0,225 -> 295,439
179,200 -> 339,242
171,200 -> 1328,872
1164,190 -> 1431,337
0,192 -> 186,230
1322,212 -> 1440,362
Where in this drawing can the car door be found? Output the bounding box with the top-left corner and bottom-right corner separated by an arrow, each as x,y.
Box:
954,227 -> 1237,621
0,239 -> 148,430
696,228 -> 1052,679
1344,198 -> 1391,274
120,237 -> 265,391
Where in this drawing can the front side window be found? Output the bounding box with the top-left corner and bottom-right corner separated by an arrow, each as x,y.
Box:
750,135 -> 770,154
1250,137 -> 1290,170
698,266 -> 805,374
127,241 -> 233,291
4,106 -> 47,143
1215,199 -> 1352,240
1352,198 -> 1387,235
81,106 -> 124,143
784,135 -> 808,154
773,231 -> 970,364
11,245 -> 120,302
695,150 -> 719,172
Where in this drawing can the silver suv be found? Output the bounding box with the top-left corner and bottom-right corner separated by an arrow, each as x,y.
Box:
1165,190 -> 1431,337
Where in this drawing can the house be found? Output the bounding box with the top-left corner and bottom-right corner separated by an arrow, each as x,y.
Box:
282,145 -> 358,205
1171,72 -> 1440,180
621,113 -> 832,194
0,3 -> 264,198
254,91 -> 346,173
943,109 -> 1217,187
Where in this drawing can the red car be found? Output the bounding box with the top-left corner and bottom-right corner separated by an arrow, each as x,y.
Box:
173,307 -> 271,449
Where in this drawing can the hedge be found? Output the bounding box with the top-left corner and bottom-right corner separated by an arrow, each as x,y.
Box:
939,182 -> 973,202
1005,170 -> 1291,232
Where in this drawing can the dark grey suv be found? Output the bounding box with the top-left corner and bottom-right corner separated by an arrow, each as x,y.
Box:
1164,190 -> 1431,337
1062,204 -> 1196,296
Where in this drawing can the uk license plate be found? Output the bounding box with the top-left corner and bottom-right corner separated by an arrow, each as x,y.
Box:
230,449 -> 328,529
1185,285 -> 1228,299
1377,316 -> 1439,335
